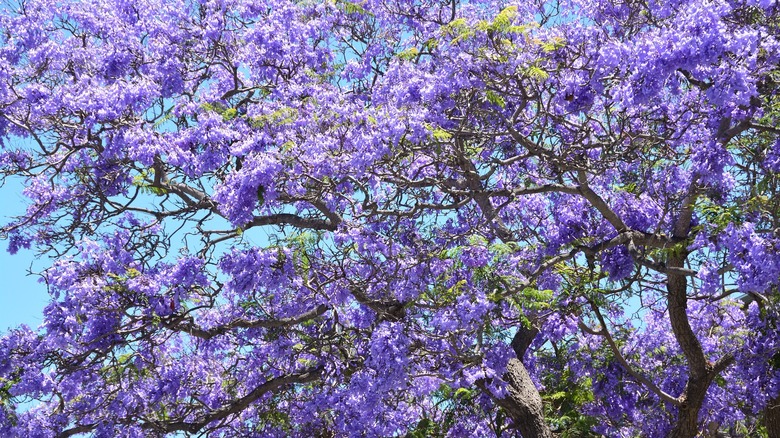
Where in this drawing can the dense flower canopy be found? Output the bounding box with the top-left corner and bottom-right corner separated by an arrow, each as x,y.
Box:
1,0 -> 780,436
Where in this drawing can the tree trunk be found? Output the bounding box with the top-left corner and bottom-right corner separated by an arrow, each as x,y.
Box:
766,395 -> 780,438
667,377 -> 713,438
491,358 -> 554,438
478,326 -> 552,438
666,202 -> 712,438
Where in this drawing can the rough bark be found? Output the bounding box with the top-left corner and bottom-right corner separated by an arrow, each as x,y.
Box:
666,372 -> 715,438
477,326 -> 552,438
667,250 -> 710,438
491,358 -> 554,438
666,192 -> 714,438
511,325 -> 539,360
766,395 -> 780,438
479,326 -> 553,438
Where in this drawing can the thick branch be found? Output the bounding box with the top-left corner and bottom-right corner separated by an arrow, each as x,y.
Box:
169,305 -> 329,340
625,239 -> 697,276
308,198 -> 343,228
349,287 -> 406,322
478,359 -> 553,438
524,229 -> 676,289
577,170 -> 627,231
454,137 -> 514,242
765,394 -> 780,438
58,425 -> 95,438
589,307 -> 681,406
666,186 -> 716,438
246,213 -> 337,231
490,184 -> 581,197
510,325 -> 539,361
147,367 -> 323,434
160,181 -> 338,231
668,189 -> 708,376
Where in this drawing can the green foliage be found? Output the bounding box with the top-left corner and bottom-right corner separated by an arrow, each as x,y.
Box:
698,197 -> 743,231
406,418 -> 445,438
443,6 -> 536,45
542,370 -> 599,437
152,109 -> 176,130
132,171 -> 168,195
271,231 -> 321,282
250,107 -> 299,128
100,352 -> 150,385
258,408 -> 293,432
442,18 -> 474,44
539,36 -> 566,52
201,102 -> 240,122
475,6 -> 525,33
485,90 -> 506,108
523,65 -> 550,82
222,107 -> 238,121
422,38 -> 438,51
0,375 -> 18,406
516,287 -> 554,310
335,0 -> 372,16
424,278 -> 467,307
427,125 -> 453,141
398,47 -> 420,61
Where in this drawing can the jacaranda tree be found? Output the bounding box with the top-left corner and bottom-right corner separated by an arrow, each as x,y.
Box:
1,0 -> 780,436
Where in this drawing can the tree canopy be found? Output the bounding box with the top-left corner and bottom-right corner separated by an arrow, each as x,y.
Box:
1,0 -> 780,436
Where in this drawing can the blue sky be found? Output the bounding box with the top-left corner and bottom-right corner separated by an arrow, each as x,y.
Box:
0,177 -> 50,331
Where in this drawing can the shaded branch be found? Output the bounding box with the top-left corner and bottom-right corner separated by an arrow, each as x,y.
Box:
577,170 -> 627,231
588,307 -> 681,406
58,424 -> 95,438
246,213 -> 337,231
169,305 -> 330,340
147,366 -> 324,434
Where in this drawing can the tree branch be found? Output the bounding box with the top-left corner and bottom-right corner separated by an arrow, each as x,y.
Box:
169,305 -> 330,340
246,213 -> 337,231
146,366 -> 323,434
576,170 -> 627,231
589,306 -> 681,406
